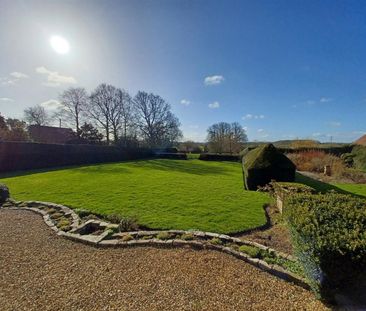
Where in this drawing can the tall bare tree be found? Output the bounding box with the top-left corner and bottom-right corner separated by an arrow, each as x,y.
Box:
88,83 -> 122,144
24,105 -> 49,126
58,87 -> 88,137
207,122 -> 247,153
133,91 -> 182,148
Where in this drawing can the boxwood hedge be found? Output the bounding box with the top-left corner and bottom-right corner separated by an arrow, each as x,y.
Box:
198,153 -> 240,162
284,192 -> 366,301
242,144 -> 296,190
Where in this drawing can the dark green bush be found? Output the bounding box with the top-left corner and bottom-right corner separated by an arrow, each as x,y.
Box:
284,192 -> 366,301
118,216 -> 139,232
156,153 -> 187,160
0,184 -> 10,204
198,153 -> 239,162
350,145 -> 366,171
242,144 -> 296,190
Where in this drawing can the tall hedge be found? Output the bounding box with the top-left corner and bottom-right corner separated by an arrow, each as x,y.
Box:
0,141 -> 153,172
284,192 -> 366,301
242,144 -> 296,190
198,153 -> 240,162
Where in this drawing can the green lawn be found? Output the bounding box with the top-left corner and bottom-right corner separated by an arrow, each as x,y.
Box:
0,159 -> 269,234
296,173 -> 366,197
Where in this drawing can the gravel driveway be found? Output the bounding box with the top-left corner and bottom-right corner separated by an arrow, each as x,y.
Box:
0,209 -> 328,311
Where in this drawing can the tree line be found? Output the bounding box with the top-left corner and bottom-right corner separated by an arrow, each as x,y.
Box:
23,84 -> 183,148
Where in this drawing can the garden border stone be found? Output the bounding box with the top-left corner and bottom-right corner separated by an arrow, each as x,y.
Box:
1,199 -> 309,290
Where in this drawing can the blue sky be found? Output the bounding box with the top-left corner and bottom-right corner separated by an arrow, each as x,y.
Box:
0,0 -> 366,142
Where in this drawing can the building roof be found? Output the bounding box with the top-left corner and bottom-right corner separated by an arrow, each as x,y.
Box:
28,125 -> 74,144
355,134 -> 366,146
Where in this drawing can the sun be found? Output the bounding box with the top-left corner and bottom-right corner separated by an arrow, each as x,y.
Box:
50,35 -> 70,54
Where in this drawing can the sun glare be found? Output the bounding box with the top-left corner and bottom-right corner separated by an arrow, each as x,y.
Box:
50,35 -> 70,54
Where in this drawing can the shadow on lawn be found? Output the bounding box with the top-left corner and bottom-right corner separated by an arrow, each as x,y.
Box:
296,172 -> 366,198
127,159 -> 233,176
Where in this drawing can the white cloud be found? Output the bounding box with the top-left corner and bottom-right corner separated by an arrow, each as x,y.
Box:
243,126 -> 248,131
320,97 -> 332,103
10,72 -> 28,79
208,101 -> 220,109
0,97 -> 14,102
327,121 -> 341,127
257,129 -> 264,133
36,66 -> 77,87
242,114 -> 265,120
204,75 -> 224,86
40,99 -> 63,110
180,99 -> 190,106
312,132 -> 322,137
189,125 -> 199,129
1,71 -> 28,86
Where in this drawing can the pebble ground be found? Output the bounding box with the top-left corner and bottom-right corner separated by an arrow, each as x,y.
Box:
0,209 -> 329,311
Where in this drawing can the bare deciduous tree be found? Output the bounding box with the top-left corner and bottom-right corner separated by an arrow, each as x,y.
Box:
88,83 -> 120,144
58,87 -> 88,137
24,105 -> 49,126
133,91 -> 182,148
206,122 -> 247,153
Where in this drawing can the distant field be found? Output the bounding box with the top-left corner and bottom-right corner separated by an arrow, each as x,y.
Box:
0,159 -> 269,234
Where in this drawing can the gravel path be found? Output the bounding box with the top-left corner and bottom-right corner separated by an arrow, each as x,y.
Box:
0,210 -> 328,311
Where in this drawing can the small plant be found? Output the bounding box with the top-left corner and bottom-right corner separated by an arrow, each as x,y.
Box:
56,217 -> 71,231
156,232 -> 172,240
50,212 -> 64,219
142,235 -> 153,240
121,234 -> 133,242
106,213 -> 122,224
239,244 -> 261,258
210,237 -> 223,245
74,208 -> 92,218
0,184 -> 10,204
180,233 -> 194,241
118,216 -> 138,232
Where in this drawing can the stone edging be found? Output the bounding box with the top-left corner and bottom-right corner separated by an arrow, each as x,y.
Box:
1,200 -> 309,290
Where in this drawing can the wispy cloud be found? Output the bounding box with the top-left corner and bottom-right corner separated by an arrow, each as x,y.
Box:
40,99 -> 63,110
242,114 -> 265,120
320,97 -> 333,103
0,97 -> 14,102
204,75 -> 224,86
208,101 -> 220,109
0,71 -> 29,86
36,66 -> 77,87
180,99 -> 191,106
327,121 -> 341,127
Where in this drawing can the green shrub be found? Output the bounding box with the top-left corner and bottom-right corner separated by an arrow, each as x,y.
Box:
242,144 -> 296,190
180,233 -> 194,240
284,192 -> 366,301
118,216 -> 138,232
210,237 -> 223,245
156,232 -> 172,240
121,234 -> 133,242
239,244 -> 261,258
74,208 -> 92,218
0,184 -> 9,204
106,213 -> 122,224
350,145 -> 366,171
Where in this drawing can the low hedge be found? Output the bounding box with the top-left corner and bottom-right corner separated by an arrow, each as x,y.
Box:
284,192 -> 366,302
156,153 -> 187,160
198,153 -> 240,162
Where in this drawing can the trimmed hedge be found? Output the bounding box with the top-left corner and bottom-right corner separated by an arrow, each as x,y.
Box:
0,141 -> 153,172
284,192 -> 366,301
198,153 -> 240,162
242,144 -> 296,190
156,152 -> 187,160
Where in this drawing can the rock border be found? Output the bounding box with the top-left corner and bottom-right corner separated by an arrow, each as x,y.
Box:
1,199 -> 309,290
